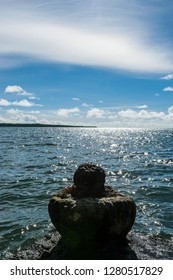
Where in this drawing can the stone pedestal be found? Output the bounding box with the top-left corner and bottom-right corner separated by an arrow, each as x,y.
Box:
48,164 -> 136,256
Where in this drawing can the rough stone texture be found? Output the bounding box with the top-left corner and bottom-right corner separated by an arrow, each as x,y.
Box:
48,164 -> 136,256
9,230 -> 173,260
73,163 -> 105,196
48,186 -> 136,252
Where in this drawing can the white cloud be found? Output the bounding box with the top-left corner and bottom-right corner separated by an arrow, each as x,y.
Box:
30,110 -> 40,114
56,107 -> 80,117
5,108 -> 39,123
160,74 -> 173,80
4,85 -> 36,99
28,96 -> 39,100
1,107 -> 83,125
0,99 -> 11,106
87,108 -> 105,118
82,103 -> 93,107
7,108 -> 21,115
0,1 -> 173,73
118,109 -> 137,118
72,97 -> 80,101
136,105 -> 148,109
12,99 -> 39,107
5,85 -> 24,94
163,87 -> 173,92
5,108 -> 59,124
2,104 -> 173,128
18,92 -> 34,97
5,108 -> 55,124
167,106 -> 173,118
162,106 -> 173,120
118,109 -> 165,119
0,98 -> 41,107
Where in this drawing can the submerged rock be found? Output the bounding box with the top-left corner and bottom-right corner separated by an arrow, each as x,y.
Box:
48,163 -> 136,256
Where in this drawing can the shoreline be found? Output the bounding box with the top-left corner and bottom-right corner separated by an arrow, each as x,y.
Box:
0,123 -> 96,128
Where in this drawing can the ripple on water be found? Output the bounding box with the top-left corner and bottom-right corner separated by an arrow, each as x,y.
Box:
0,127 -> 173,258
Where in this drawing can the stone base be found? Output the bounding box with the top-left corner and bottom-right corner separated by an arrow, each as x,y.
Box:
48,187 -> 136,251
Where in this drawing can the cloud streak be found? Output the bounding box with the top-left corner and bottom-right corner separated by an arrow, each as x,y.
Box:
160,74 -> 173,80
136,105 -> 148,109
0,1 -> 173,73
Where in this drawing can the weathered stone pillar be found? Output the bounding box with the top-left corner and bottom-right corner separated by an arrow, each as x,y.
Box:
48,164 -> 136,256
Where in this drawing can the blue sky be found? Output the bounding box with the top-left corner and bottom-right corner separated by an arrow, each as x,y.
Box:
0,0 -> 173,127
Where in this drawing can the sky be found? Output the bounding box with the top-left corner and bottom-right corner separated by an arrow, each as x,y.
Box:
1,0 -> 173,128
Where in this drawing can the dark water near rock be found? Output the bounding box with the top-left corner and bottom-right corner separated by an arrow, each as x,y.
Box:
0,127 -> 173,259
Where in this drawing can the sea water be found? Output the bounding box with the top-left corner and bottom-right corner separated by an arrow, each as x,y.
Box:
0,127 -> 173,259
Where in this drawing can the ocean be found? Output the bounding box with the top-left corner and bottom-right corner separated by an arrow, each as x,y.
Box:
0,127 -> 173,259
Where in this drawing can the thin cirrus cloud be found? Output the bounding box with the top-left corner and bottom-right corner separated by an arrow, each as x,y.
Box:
0,1 -> 173,73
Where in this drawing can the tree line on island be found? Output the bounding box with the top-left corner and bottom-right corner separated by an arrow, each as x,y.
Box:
0,123 -> 96,128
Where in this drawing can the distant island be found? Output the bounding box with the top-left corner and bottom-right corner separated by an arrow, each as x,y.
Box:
0,123 -> 96,128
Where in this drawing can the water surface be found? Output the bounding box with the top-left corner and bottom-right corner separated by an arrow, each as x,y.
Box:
0,127 -> 173,258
